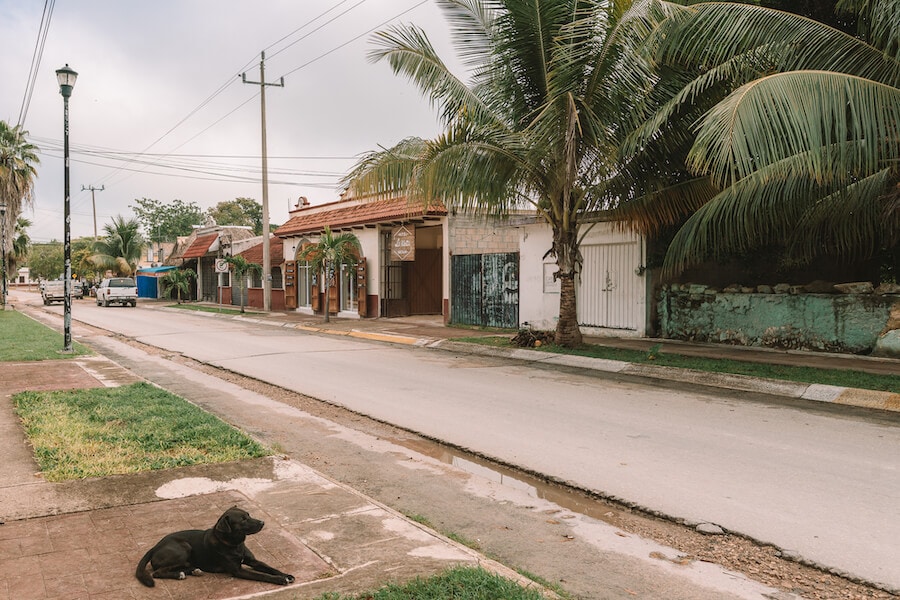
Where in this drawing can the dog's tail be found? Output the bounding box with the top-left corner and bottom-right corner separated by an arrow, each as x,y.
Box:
135,548 -> 155,587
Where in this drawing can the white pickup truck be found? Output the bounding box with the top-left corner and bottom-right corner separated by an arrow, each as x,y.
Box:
41,279 -> 83,305
96,277 -> 138,307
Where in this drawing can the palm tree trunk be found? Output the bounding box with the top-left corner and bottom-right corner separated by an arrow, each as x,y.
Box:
553,225 -> 583,347
323,274 -> 331,323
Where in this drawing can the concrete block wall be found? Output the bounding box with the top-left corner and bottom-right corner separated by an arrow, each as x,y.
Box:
657,285 -> 900,355
448,215 -> 520,255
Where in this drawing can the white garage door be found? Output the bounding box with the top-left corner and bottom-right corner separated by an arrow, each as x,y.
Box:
577,242 -> 643,330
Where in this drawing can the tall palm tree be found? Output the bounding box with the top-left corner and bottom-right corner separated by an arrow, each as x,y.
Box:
344,0 -> 692,347
0,122 -> 39,264
635,0 -> 900,275
297,226 -> 361,323
92,215 -> 145,276
224,255 -> 261,313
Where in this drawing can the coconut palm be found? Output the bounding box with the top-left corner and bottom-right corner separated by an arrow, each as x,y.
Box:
636,0 -> 900,275
297,226 -> 361,323
160,268 -> 196,304
344,0 -> 696,347
224,255 -> 261,314
0,122 -> 39,265
92,215 -> 146,276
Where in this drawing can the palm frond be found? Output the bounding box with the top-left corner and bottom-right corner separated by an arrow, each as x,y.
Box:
689,71 -> 900,187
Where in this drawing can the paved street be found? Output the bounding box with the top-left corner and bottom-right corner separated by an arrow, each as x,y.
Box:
21,293 -> 900,593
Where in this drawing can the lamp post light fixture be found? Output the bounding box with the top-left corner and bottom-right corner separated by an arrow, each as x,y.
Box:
56,64 -> 77,352
0,202 -> 7,309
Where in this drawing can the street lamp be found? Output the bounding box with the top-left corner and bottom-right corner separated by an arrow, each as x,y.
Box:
0,202 -> 7,309
56,64 -> 77,352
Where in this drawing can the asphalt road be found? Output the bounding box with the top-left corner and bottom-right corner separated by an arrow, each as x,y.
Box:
29,295 -> 900,592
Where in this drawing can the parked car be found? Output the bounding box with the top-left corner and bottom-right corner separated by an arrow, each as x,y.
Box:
96,277 -> 138,307
41,279 -> 83,305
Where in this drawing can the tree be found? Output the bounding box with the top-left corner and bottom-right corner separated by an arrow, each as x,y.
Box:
344,0 -> 686,347
5,216 -> 30,277
207,197 -> 263,235
634,0 -> 900,275
27,242 -> 63,280
71,238 -> 99,281
0,122 -> 39,262
130,198 -> 204,244
92,216 -> 146,276
297,226 -> 361,323
160,268 -> 196,304
224,255 -> 262,314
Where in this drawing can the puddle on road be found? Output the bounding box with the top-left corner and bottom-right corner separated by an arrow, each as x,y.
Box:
388,436 -> 628,526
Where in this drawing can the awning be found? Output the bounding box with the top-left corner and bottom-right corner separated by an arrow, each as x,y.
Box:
181,233 -> 218,259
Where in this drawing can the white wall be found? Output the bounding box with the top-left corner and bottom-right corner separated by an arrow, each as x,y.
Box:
519,221 -> 647,336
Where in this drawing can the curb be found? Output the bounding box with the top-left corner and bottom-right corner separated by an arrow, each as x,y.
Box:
158,306 -> 900,415
432,341 -> 900,415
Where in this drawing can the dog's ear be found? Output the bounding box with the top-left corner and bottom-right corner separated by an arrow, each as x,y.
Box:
215,511 -> 234,533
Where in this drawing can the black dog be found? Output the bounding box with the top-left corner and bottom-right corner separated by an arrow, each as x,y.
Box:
135,506 -> 295,587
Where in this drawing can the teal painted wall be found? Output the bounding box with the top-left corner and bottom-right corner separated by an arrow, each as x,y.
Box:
657,289 -> 899,354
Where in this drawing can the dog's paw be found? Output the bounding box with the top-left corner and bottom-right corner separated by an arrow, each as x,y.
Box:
177,572 -> 186,580
280,575 -> 295,585
191,569 -> 203,577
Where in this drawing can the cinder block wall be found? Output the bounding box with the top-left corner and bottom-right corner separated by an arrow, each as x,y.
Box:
448,215 -> 520,255
658,286 -> 899,354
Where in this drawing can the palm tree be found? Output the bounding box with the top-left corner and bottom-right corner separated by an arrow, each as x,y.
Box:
92,215 -> 145,276
224,255 -> 262,314
344,0 -> 689,347
635,1 -> 900,275
160,268 -> 196,304
297,226 -> 361,323
0,122 -> 39,267
11,217 -> 31,273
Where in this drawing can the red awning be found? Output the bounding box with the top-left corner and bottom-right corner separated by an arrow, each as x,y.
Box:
181,233 -> 217,259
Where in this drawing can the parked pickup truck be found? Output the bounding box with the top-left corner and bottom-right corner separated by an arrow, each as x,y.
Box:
96,277 -> 138,307
41,279 -> 83,305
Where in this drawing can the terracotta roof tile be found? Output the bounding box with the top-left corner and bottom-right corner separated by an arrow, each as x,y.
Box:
181,233 -> 218,259
238,236 -> 283,265
275,197 -> 446,237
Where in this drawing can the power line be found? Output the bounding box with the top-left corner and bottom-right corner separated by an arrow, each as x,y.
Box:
17,0 -> 55,127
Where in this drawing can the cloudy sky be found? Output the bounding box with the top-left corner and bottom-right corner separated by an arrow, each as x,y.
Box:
0,1 -> 461,243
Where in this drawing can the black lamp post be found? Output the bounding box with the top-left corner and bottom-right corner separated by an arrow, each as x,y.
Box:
56,64 -> 77,352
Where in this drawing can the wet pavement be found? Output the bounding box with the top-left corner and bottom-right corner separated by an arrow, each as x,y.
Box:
2,295 -> 898,599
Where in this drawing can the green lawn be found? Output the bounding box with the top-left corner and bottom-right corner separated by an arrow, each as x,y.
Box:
0,309 -> 90,360
462,335 -> 900,394
14,382 -> 268,481
314,566 -> 549,600
167,303 -> 260,315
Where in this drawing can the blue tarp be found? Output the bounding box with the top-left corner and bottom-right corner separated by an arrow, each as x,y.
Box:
136,266 -> 176,298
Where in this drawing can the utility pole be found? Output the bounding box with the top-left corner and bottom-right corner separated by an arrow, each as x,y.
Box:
81,184 -> 104,238
241,51 -> 283,312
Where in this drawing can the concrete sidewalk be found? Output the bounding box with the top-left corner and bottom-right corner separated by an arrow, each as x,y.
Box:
0,353 -> 536,600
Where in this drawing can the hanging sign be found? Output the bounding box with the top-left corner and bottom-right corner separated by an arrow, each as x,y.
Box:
391,225 -> 415,261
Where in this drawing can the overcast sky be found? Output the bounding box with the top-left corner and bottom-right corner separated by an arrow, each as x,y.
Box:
0,1 -> 461,243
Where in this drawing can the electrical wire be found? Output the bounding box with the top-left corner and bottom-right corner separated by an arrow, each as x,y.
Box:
17,0 -> 55,128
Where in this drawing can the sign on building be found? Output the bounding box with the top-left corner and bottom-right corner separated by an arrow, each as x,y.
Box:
391,225 -> 415,261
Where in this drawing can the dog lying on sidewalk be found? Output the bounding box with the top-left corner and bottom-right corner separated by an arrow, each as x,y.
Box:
135,506 -> 295,587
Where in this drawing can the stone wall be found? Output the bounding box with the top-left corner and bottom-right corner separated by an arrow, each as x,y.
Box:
657,283 -> 900,355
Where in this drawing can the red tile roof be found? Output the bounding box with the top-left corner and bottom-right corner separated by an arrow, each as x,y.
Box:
275,196 -> 446,237
238,236 -> 284,266
181,233 -> 218,259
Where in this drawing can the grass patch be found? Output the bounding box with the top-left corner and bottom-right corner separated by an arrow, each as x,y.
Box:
0,309 -> 90,360
14,382 -> 268,481
459,336 -> 900,394
167,304 -> 258,315
314,566 -> 547,600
